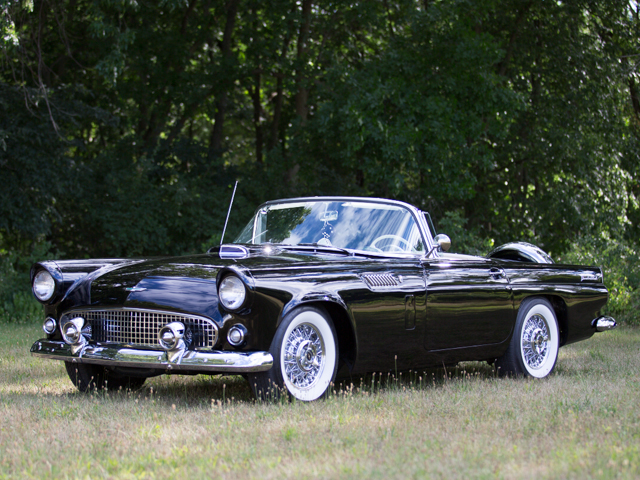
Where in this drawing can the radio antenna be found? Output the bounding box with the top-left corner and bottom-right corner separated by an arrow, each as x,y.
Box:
220,180 -> 238,246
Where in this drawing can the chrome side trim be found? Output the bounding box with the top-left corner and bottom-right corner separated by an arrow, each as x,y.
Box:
30,339 -> 273,373
592,316 -> 617,332
580,272 -> 600,282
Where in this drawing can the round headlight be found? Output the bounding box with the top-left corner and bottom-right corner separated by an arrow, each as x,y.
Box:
219,275 -> 246,310
33,270 -> 56,302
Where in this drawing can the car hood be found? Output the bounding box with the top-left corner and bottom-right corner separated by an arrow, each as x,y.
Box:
67,245 -> 411,317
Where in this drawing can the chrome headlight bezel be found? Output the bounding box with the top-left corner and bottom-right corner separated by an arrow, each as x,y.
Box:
218,275 -> 247,311
33,270 -> 56,302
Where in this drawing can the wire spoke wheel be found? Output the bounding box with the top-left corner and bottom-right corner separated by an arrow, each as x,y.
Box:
521,314 -> 550,370
496,297 -> 559,378
283,323 -> 325,389
248,306 -> 338,402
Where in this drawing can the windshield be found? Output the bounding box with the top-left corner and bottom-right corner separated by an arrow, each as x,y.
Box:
234,200 -> 425,254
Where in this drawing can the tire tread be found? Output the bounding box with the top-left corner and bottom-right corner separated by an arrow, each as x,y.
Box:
65,362 -> 146,392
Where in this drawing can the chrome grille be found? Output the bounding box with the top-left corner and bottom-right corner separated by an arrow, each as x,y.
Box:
63,309 -> 218,348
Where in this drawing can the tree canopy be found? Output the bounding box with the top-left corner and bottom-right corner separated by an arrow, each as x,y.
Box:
1,0 -> 638,264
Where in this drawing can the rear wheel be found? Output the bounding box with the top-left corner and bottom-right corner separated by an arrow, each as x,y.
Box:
496,298 -> 559,378
248,306 -> 338,401
65,362 -> 147,392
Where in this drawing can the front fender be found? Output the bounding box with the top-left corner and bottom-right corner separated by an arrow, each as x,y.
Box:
31,259 -> 131,305
280,291 -> 358,370
282,291 -> 350,319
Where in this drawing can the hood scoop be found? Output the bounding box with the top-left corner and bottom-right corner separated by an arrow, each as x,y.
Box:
362,273 -> 400,289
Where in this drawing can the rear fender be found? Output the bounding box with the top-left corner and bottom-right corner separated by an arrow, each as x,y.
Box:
487,242 -> 554,264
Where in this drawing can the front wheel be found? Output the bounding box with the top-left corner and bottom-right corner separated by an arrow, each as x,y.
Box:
496,298 -> 559,378
248,306 -> 338,401
65,362 -> 147,392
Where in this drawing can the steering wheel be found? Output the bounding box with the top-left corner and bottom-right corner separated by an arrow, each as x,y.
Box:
370,234 -> 412,253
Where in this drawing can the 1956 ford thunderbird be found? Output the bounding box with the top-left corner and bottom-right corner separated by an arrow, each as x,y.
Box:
30,196 -> 617,401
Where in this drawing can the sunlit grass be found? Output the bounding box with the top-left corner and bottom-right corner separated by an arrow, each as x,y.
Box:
1,323 -> 639,479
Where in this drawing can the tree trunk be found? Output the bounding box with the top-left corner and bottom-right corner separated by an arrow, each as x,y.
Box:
629,77 -> 640,125
496,1 -> 533,78
269,27 -> 293,150
294,0 -> 312,123
210,0 -> 240,152
269,73 -> 284,150
286,0 -> 313,188
252,68 -> 263,164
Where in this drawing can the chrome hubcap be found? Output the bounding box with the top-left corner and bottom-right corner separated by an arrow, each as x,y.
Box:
284,323 -> 324,388
522,314 -> 550,369
295,340 -> 319,372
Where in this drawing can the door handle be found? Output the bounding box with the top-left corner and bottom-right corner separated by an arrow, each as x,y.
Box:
490,267 -> 506,280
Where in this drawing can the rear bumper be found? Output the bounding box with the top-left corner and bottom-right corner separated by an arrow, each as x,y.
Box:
30,339 -> 273,373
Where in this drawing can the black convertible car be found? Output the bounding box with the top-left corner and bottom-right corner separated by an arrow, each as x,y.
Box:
30,196 -> 616,401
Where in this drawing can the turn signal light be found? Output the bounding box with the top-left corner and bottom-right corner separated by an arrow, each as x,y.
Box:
227,324 -> 247,346
43,317 -> 57,335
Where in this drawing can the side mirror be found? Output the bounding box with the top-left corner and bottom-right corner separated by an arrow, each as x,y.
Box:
434,234 -> 451,252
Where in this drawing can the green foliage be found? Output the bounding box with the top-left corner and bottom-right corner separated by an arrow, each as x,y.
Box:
0,85 -> 69,243
559,235 -> 640,325
1,0 -> 640,321
471,0 -> 637,255
293,0 -> 521,207
0,237 -> 50,322
1,290 -> 42,322
53,138 -> 243,258
435,210 -> 495,257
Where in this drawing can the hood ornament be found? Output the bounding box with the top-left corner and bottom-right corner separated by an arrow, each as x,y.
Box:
125,286 -> 147,292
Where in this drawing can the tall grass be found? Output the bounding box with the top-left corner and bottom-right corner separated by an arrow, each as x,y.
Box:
1,322 -> 639,479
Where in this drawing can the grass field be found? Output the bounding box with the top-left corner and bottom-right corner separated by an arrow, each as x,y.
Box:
1,322 -> 639,479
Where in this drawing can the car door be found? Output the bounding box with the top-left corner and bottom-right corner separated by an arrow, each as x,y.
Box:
341,260 -> 427,373
423,258 -> 514,352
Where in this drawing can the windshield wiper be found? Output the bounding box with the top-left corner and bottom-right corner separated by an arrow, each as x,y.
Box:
279,243 -> 354,256
250,228 -> 268,243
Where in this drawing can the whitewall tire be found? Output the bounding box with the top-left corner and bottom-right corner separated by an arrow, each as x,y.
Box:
248,306 -> 338,401
496,298 -> 560,378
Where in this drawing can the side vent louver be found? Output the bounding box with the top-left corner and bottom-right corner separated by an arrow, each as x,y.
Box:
362,273 -> 399,289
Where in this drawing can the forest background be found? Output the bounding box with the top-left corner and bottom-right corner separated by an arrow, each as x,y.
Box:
1,0 -> 640,323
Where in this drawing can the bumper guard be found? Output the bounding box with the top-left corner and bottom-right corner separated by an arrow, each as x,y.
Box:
592,316 -> 617,332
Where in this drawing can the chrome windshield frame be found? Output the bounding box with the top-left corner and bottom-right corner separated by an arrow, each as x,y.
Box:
234,196 -> 436,257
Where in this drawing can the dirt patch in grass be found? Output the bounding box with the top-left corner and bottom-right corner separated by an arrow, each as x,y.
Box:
1,323 -> 639,479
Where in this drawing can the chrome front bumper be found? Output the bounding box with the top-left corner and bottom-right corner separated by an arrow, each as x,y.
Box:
31,339 -> 273,373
